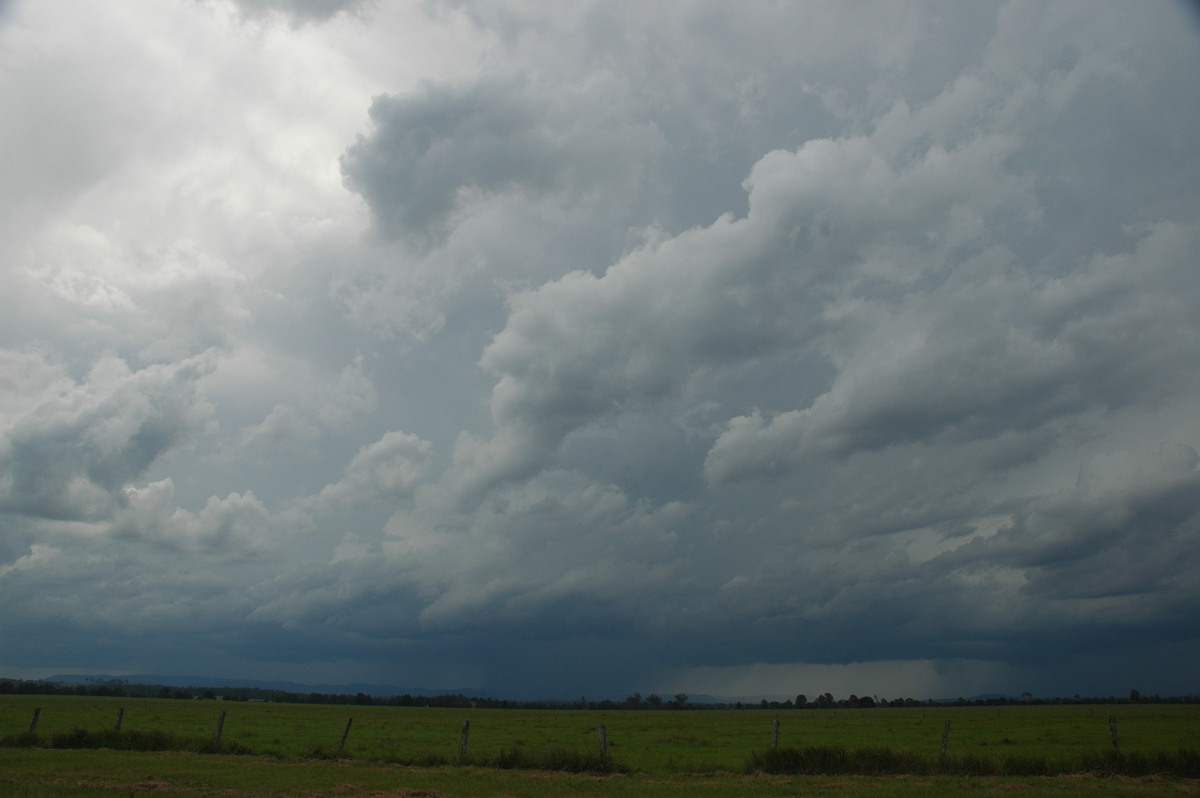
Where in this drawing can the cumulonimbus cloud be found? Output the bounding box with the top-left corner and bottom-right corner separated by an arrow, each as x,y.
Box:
0,352 -> 216,521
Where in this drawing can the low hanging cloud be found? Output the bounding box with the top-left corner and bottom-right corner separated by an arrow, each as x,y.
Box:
309,429 -> 435,511
3,0 -> 1200,701
943,444 -> 1200,607
234,355 -> 378,457
705,221 -> 1200,484
341,82 -> 569,243
397,470 -> 689,635
450,124 -> 1036,501
0,352 -> 215,521
221,0 -> 370,22
111,479 -> 273,555
334,72 -> 670,347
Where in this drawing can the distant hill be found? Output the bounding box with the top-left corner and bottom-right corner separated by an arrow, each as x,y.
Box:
42,673 -> 488,699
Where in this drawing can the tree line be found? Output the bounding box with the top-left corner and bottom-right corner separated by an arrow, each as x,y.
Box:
0,677 -> 1194,710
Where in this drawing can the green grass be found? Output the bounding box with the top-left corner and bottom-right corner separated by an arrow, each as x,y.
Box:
2,748 -> 1198,797
747,744 -> 1200,777
0,726 -> 252,755
2,695 -> 1198,796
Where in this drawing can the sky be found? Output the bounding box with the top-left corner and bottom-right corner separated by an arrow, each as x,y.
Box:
1,0 -> 1199,703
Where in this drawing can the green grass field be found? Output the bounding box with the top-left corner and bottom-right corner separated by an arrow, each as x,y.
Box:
4,747 -> 1200,797
1,695 -> 1197,796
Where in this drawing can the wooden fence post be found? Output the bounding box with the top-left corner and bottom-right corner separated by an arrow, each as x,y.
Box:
598,723 -> 608,757
28,708 -> 41,733
214,711 -> 226,745
1108,716 -> 1119,752
771,718 -> 780,749
340,717 -> 353,751
941,720 -> 951,755
459,720 -> 470,758
115,707 -> 124,732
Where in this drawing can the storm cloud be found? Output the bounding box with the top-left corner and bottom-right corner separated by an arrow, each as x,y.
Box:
1,0 -> 1198,701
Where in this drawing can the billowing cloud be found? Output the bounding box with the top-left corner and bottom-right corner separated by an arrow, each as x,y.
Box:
947,444 -> 1200,606
310,429 -> 434,510
222,0 -> 370,22
0,353 -> 215,521
459,126 -> 1035,499
235,355 -> 378,457
111,479 -> 273,555
342,82 -> 569,242
2,0 -> 1199,701
705,221 -> 1200,483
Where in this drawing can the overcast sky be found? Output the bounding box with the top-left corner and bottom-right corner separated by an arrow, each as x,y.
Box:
2,0 -> 1199,702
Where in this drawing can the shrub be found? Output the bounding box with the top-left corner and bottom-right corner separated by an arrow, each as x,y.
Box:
2,728 -> 251,756
747,745 -> 1200,778
748,745 -> 925,775
488,745 -> 624,773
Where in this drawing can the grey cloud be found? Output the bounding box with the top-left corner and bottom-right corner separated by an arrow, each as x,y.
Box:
328,250 -> 450,344
372,470 -> 688,636
706,221 -> 1200,484
401,0 -> 1200,690
313,355 -> 379,427
309,430 -> 434,510
0,353 -> 216,521
236,403 -> 323,457
0,542 -> 59,580
333,74 -> 670,348
224,0 -> 370,22
5,0 -> 1200,701
0,348 -> 74,420
110,479 -> 273,555
0,547 -> 266,653
235,355 -> 377,457
455,121 -> 1036,500
341,82 -> 570,243
948,445 -> 1200,602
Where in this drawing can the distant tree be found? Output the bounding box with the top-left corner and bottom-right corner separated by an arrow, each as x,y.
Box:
671,693 -> 689,708
647,693 -> 663,707
795,694 -> 807,707
625,692 -> 642,707
1130,689 -> 1141,702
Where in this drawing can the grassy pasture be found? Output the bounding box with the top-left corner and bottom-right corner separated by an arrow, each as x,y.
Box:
2,695 -> 1196,768
2,748 -> 1200,796
2,748 -> 1199,797
1,696 -> 1198,795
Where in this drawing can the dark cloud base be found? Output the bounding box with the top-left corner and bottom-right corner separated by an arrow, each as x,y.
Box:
1,0 -> 1199,702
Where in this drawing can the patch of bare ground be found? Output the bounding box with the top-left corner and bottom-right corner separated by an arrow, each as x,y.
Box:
515,771 -> 625,781
65,778 -> 198,794
313,790 -> 448,798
